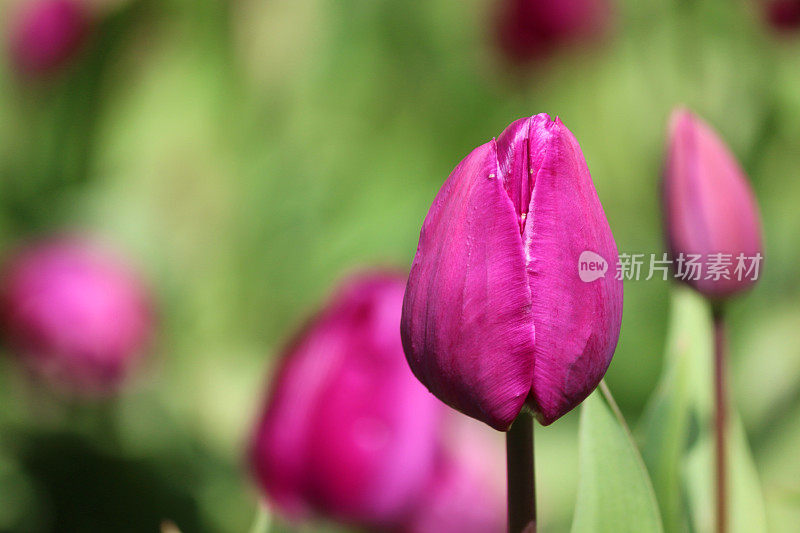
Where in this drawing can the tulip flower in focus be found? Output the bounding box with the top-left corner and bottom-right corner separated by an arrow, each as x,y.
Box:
0,238 -> 153,395
7,0 -> 90,78
401,114 -> 623,431
663,109 -> 764,301
494,0 -> 613,66
249,272 -> 505,532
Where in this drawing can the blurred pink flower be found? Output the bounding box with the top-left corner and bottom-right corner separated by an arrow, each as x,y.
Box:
663,109 -> 764,300
249,273 -> 444,528
249,272 -> 506,532
766,0 -> 800,33
7,0 -> 90,78
403,416 -> 506,533
494,0 -> 613,65
0,237 -> 153,395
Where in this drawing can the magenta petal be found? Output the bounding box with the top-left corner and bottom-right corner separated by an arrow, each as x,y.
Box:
524,117 -> 623,425
401,141 -> 536,431
496,116 -> 534,230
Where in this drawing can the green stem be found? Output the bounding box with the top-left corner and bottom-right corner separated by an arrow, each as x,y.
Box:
507,411 -> 536,532
712,307 -> 728,533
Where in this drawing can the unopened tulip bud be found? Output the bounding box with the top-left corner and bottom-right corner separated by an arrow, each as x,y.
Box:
495,0 -> 612,65
663,109 -> 764,300
401,114 -> 623,430
249,273 -> 445,529
7,0 -> 90,78
0,238 -> 153,394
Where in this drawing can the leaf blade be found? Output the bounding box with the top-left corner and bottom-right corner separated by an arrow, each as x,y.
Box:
640,287 -> 768,533
571,391 -> 663,533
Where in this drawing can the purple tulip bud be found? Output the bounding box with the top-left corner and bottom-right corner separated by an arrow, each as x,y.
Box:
663,109 -> 764,300
401,114 -> 623,431
494,0 -> 612,65
0,238 -> 153,395
7,0 -> 90,78
249,273 -> 447,529
765,0 -> 800,33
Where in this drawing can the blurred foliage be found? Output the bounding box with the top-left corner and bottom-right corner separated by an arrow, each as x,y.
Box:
640,288 -> 767,533
0,0 -> 799,531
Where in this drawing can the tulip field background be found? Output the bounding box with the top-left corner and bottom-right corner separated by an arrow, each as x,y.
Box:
1,0 -> 800,531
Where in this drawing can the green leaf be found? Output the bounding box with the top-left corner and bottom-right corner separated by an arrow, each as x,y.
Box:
247,504 -> 272,533
640,287 -> 768,533
683,415 -> 768,533
571,389 -> 663,533
639,286 -> 709,532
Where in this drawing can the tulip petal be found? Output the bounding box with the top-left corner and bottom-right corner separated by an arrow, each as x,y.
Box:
523,117 -> 623,425
496,116 -> 534,231
401,141 -> 536,431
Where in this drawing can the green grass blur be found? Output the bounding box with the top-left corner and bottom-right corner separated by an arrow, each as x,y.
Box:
0,0 -> 799,531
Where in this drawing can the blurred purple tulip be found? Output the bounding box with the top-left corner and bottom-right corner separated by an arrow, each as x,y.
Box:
401,114 -> 623,431
494,0 -> 613,65
7,0 -> 90,78
403,417 -> 506,533
663,109 -> 764,300
766,0 -> 800,33
0,237 -> 153,395
249,273 -> 445,529
249,272 -> 506,532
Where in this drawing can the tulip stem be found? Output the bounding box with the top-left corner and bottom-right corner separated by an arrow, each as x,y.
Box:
712,306 -> 728,533
507,411 -> 536,533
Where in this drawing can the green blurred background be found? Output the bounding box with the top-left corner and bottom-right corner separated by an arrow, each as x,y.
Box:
0,0 -> 799,531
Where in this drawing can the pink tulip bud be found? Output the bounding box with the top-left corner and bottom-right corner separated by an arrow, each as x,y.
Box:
401,114 -> 623,431
766,0 -> 800,33
0,238 -> 153,395
663,109 -> 764,300
7,0 -> 90,78
248,273 -> 446,529
494,0 -> 612,65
